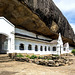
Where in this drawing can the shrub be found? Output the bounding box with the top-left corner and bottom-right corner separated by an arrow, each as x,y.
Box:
30,55 -> 37,59
26,55 -> 30,58
47,58 -> 52,60
38,56 -> 43,59
16,54 -> 24,57
71,49 -> 75,55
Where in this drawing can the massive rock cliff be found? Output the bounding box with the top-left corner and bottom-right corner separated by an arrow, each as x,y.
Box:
0,0 -> 75,46
22,0 -> 75,40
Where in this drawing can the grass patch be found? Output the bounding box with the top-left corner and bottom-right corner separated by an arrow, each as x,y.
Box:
26,55 -> 30,58
16,54 -> 24,57
38,56 -> 43,59
30,55 -> 37,59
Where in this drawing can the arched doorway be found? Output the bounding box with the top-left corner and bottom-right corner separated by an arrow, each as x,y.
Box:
0,17 -> 15,54
0,34 -> 8,54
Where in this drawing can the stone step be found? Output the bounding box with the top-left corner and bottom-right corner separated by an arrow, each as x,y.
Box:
0,59 -> 13,63
0,57 -> 10,59
0,54 -> 13,63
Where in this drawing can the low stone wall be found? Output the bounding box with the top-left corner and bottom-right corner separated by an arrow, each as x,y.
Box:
14,54 -> 73,67
60,53 -> 74,56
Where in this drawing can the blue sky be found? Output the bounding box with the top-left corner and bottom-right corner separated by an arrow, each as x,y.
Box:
53,0 -> 75,33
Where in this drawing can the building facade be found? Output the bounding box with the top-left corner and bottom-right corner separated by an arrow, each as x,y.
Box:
0,17 -> 74,55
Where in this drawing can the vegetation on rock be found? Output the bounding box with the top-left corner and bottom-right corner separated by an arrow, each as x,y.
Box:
16,54 -> 24,57
72,49 -> 75,55
30,55 -> 37,59
15,54 -> 73,67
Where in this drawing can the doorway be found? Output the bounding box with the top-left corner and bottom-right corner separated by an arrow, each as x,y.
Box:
0,34 -> 8,54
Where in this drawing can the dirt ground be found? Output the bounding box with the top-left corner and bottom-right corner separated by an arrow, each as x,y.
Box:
0,56 -> 75,75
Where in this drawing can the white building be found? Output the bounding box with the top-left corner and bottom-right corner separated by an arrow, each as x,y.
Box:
0,17 -> 74,55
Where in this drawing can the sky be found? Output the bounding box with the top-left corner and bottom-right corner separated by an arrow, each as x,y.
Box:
53,0 -> 75,34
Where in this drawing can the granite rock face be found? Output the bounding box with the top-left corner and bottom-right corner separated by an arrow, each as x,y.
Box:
0,0 -> 58,38
0,0 -> 75,46
23,0 -> 75,41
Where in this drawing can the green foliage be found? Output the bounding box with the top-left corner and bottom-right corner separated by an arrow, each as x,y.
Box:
30,55 -> 37,59
38,56 -> 43,59
47,58 -> 52,60
16,54 -> 24,57
71,49 -> 75,55
26,55 -> 30,58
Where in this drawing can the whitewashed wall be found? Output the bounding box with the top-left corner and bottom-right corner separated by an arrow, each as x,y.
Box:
0,17 -> 74,55
15,28 -> 72,55
14,38 -> 58,55
0,17 -> 15,53
63,43 -> 70,54
57,33 -> 63,55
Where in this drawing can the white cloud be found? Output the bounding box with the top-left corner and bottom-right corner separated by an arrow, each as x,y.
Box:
53,0 -> 75,12
70,23 -> 75,34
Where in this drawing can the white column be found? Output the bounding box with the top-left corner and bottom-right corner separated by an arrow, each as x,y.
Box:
38,45 -> 40,51
26,44 -> 28,50
56,46 -> 60,55
57,46 -> 60,55
61,44 -> 63,54
24,44 -> 26,50
11,38 -> 15,51
47,46 -> 48,51
42,46 -> 45,54
9,33 -> 15,53
50,46 -> 53,54
32,45 -> 35,50
37,45 -> 40,54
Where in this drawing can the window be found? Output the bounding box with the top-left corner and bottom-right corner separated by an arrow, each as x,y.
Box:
28,44 -> 32,50
48,47 -> 50,51
53,47 -> 56,51
35,45 -> 38,51
45,46 -> 47,51
40,46 -> 43,51
19,43 -> 24,50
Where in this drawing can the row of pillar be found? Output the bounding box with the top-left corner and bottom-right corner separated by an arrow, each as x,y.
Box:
16,44 -> 56,52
